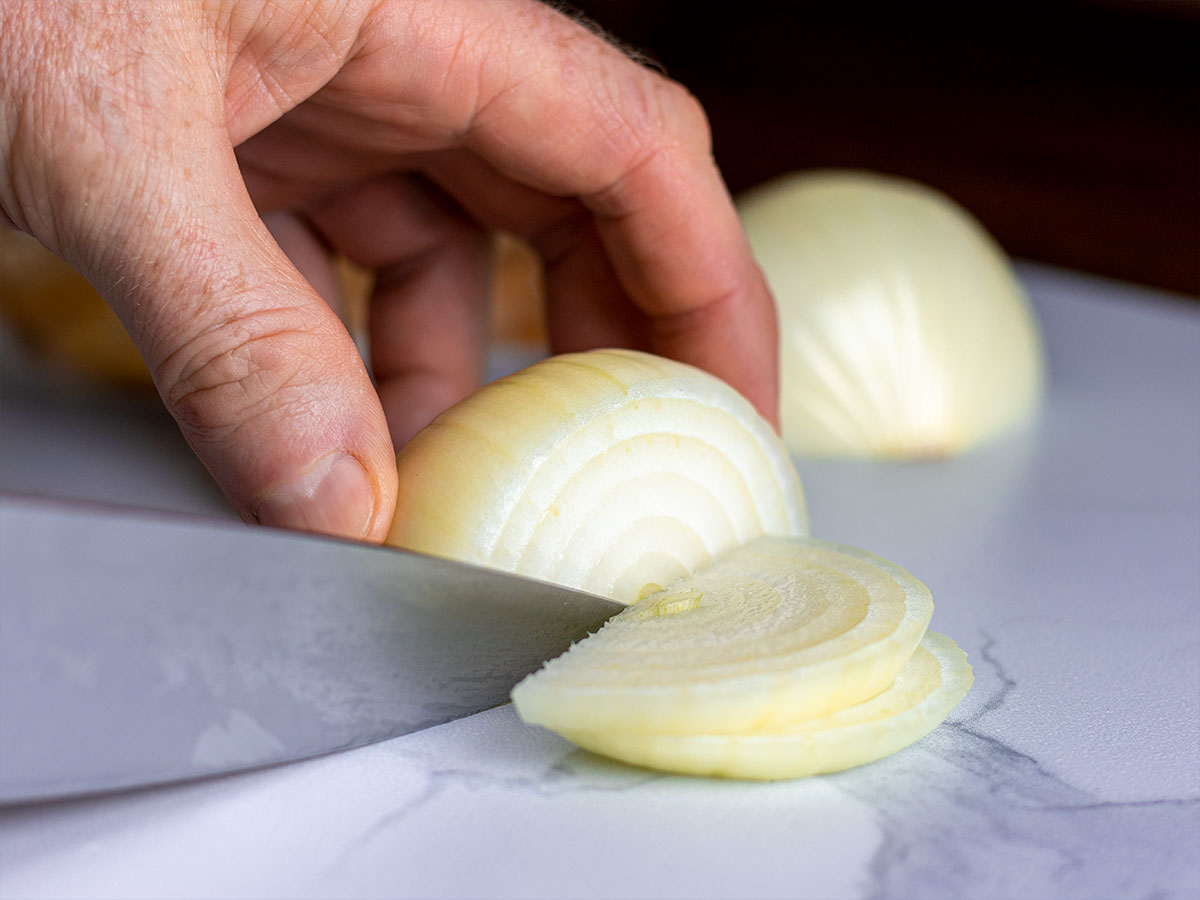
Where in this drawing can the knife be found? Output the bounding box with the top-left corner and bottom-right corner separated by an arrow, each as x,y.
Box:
0,493 -> 622,804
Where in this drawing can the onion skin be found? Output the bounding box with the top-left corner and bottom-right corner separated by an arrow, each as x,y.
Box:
739,170 -> 1045,459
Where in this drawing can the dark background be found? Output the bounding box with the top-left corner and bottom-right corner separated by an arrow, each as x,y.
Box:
566,0 -> 1199,297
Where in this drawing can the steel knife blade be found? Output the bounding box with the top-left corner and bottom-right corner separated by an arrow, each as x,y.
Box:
0,493 -> 622,804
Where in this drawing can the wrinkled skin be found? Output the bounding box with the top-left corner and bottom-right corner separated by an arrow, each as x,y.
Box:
0,0 -> 778,541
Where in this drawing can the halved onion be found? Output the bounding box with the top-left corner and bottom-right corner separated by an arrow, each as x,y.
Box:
387,349 -> 808,604
739,170 -> 1044,458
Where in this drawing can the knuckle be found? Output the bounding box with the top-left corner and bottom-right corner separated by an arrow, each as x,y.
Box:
621,76 -> 711,161
156,304 -> 324,444
579,53 -> 712,194
663,81 -> 712,150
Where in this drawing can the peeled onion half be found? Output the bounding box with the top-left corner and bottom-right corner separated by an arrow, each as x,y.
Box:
739,170 -> 1044,458
386,349 -> 809,604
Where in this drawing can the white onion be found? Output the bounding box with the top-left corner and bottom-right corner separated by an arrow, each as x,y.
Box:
386,349 -> 808,604
739,170 -> 1045,458
551,631 -> 972,781
511,536 -> 936,736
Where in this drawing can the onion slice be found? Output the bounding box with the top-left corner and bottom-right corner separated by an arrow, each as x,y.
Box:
511,536 -> 934,736
387,349 -> 808,604
552,631 -> 973,780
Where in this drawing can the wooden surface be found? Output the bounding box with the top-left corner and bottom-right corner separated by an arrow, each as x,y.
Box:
569,0 -> 1200,298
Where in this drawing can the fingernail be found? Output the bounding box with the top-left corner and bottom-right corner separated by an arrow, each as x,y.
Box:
254,452 -> 375,540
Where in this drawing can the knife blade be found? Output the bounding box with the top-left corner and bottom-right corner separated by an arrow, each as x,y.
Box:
0,493 -> 622,804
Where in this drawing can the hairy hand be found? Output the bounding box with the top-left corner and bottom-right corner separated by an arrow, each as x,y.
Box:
0,0 -> 777,541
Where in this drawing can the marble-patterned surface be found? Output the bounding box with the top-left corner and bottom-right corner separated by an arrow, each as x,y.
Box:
1,265 -> 1197,899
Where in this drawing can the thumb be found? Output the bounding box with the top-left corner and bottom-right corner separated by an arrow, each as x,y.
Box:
41,118 -> 396,540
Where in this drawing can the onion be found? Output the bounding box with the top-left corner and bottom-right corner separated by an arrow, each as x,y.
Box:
386,349 -> 808,604
738,170 -> 1044,458
551,632 -> 972,781
511,536 -> 937,736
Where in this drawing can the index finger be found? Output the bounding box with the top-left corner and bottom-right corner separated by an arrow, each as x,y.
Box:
354,0 -> 780,423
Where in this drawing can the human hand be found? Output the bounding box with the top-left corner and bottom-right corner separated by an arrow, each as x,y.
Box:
0,0 -> 777,542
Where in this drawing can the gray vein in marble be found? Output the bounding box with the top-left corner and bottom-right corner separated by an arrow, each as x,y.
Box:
325,773 -> 450,877
959,631 -> 1016,728
323,744 -> 662,881
840,630 -> 1200,900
